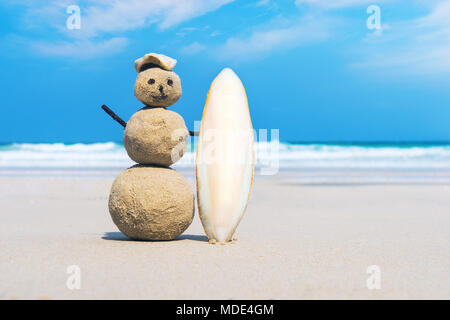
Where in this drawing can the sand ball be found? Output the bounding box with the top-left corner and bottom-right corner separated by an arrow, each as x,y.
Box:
108,165 -> 194,240
134,67 -> 181,107
124,107 -> 189,166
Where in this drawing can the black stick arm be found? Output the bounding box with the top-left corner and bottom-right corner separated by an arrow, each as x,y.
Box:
101,104 -> 127,128
101,104 -> 199,136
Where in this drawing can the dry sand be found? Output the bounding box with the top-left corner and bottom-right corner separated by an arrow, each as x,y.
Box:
0,171 -> 449,299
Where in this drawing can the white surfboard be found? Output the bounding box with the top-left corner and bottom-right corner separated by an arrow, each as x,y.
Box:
196,68 -> 254,243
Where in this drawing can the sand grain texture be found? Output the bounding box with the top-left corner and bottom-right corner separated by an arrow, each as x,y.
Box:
109,165 -> 194,240
124,108 -> 189,166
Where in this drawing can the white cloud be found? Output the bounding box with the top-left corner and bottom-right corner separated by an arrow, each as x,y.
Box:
354,0 -> 450,74
72,0 -> 232,36
417,0 -> 450,28
180,42 -> 206,55
215,16 -> 331,60
210,30 -> 221,37
10,0 -> 234,58
31,37 -> 129,59
294,0 -> 382,9
176,25 -> 210,36
255,0 -> 271,7
293,0 -> 450,75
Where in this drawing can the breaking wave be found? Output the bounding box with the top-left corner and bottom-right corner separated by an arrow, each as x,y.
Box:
1,142 -> 450,170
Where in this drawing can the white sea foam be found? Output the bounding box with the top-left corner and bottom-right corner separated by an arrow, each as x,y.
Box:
1,142 -> 450,170
261,143 -> 450,169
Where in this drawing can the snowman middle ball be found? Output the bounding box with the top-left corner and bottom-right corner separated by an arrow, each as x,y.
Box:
124,107 -> 189,166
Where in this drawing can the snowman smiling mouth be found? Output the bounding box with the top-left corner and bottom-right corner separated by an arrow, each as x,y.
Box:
151,93 -> 168,100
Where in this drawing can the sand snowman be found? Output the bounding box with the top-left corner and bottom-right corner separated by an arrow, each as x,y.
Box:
103,53 -> 194,240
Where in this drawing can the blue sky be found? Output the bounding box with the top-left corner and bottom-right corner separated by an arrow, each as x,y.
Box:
0,0 -> 449,143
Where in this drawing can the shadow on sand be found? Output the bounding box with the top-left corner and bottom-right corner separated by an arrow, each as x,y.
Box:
102,232 -> 208,243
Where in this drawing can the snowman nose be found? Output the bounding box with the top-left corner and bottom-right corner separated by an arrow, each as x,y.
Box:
159,85 -> 164,93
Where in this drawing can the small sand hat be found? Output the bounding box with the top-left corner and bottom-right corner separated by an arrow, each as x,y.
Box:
134,53 -> 177,73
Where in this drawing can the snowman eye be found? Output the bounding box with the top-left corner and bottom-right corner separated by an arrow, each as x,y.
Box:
167,79 -> 173,86
148,78 -> 155,85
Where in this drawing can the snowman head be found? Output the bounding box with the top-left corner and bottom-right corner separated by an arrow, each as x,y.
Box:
134,53 -> 182,107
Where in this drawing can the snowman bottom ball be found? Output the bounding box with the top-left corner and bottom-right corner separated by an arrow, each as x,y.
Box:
108,165 -> 194,240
